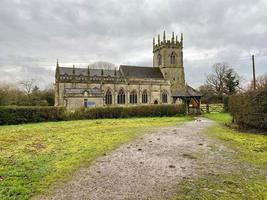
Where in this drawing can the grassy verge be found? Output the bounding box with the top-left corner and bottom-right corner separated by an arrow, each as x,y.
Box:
174,173 -> 266,200
0,116 -> 191,200
173,113 -> 267,200
204,112 -> 232,124
204,113 -> 267,167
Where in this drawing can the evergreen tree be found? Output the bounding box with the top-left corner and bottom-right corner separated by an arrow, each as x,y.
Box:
223,69 -> 239,95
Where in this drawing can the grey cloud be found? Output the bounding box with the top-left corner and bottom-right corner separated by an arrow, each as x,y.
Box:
0,0 -> 266,88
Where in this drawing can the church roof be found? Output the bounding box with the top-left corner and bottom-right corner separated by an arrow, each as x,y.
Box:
59,67 -> 122,77
119,65 -> 164,79
58,65 -> 165,80
173,85 -> 202,97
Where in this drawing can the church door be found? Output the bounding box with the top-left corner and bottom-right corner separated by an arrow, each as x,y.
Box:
154,100 -> 158,104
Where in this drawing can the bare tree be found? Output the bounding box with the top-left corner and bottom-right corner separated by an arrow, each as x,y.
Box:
20,79 -> 36,96
206,62 -> 240,101
206,63 -> 229,98
88,61 -> 117,70
256,73 -> 267,89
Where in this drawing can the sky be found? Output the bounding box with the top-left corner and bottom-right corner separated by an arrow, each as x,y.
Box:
0,0 -> 266,89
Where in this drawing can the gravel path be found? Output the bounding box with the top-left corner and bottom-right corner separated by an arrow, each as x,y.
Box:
39,118 -> 230,200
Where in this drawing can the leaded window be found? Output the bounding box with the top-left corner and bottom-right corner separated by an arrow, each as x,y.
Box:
162,91 -> 168,103
117,89 -> 125,104
105,89 -> 112,105
170,52 -> 176,64
130,90 -> 137,104
142,90 -> 148,104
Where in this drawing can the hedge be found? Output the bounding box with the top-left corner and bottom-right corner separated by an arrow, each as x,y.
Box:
0,106 -> 66,125
0,105 -> 186,125
66,104 -> 186,120
229,89 -> 267,130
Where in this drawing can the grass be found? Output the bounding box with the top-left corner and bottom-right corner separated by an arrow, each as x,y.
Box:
173,113 -> 267,200
0,116 -> 191,200
173,173 -> 267,200
204,113 -> 267,167
204,112 -> 232,124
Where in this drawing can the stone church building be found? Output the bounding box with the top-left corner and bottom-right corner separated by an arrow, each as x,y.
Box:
55,32 -> 201,110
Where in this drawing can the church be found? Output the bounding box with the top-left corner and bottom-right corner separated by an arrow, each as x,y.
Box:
55,32 -> 201,110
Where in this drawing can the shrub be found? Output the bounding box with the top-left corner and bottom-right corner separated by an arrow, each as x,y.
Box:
223,96 -> 229,112
0,105 -> 186,125
229,88 -> 267,130
0,106 -> 65,125
66,104 -> 186,120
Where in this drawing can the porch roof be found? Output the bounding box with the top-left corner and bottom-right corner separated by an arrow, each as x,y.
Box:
172,85 -> 202,98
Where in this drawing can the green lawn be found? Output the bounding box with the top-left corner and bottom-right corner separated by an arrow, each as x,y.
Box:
204,112 -> 233,124
173,113 -> 267,200
204,113 -> 267,167
0,116 -> 191,200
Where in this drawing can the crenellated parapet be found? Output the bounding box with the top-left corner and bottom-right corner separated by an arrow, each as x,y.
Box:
153,31 -> 183,53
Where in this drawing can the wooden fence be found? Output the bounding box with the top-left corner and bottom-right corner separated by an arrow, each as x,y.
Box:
200,103 -> 224,113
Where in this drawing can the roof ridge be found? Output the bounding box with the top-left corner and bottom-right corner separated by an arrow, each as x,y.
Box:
59,66 -> 116,71
120,65 -> 153,68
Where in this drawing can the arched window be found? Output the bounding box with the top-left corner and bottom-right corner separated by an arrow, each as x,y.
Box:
117,88 -> 125,104
158,54 -> 162,66
162,91 -> 168,103
142,90 -> 148,104
105,89 -> 112,105
130,90 -> 137,104
170,52 -> 176,64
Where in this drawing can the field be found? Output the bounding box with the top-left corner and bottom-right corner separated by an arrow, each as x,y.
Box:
0,116 -> 191,200
174,113 -> 267,200
1,113 -> 266,200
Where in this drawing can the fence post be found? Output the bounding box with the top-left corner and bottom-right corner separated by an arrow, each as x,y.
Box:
206,104 -> 210,113
185,102 -> 188,115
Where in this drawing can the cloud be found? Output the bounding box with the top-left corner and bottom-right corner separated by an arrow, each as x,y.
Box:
0,0 -> 266,88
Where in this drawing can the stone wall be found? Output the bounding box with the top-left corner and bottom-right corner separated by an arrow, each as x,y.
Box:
55,79 -> 172,110
153,33 -> 186,95
66,97 -> 103,110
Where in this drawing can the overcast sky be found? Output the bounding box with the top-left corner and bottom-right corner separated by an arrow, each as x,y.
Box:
0,0 -> 266,89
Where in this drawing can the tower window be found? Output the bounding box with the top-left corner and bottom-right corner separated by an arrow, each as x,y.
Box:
158,54 -> 162,66
170,52 -> 176,64
130,90 -> 137,104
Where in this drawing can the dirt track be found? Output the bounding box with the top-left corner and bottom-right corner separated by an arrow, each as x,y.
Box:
40,118 -> 235,200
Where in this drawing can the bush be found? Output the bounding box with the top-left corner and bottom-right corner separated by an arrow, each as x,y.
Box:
0,105 -> 186,125
229,88 -> 267,130
223,96 -> 229,112
66,105 -> 186,120
0,106 -> 65,125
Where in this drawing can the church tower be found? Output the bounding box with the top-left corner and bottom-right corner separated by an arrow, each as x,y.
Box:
153,31 -> 185,95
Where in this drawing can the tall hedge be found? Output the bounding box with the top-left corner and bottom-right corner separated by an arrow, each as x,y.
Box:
229,89 -> 267,130
65,104 -> 186,120
0,106 -> 65,125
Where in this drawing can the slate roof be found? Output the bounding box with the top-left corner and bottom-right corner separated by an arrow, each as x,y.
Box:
173,85 -> 202,97
59,67 -> 122,77
119,65 -> 164,79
